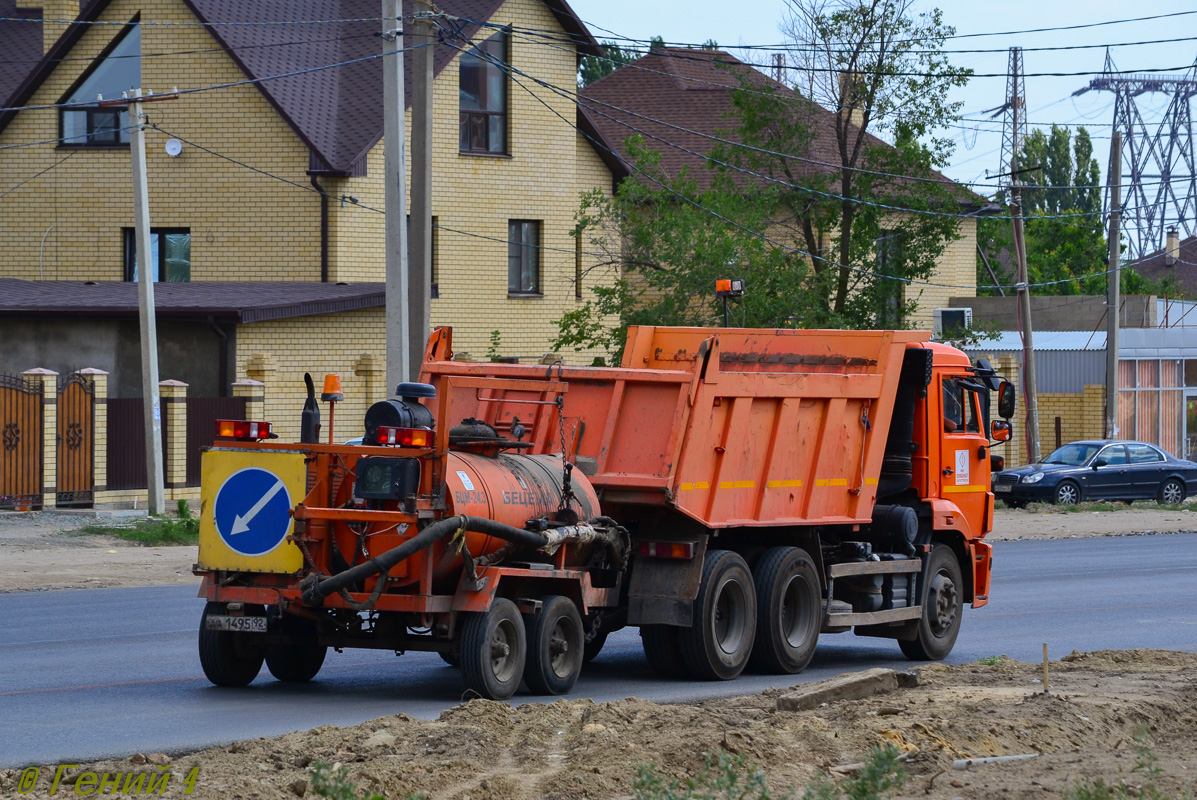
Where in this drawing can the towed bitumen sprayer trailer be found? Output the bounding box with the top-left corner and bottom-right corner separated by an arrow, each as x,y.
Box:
195,325 -> 1015,699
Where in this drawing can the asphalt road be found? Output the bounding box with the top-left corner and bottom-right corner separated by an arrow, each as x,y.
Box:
3,533 -> 1196,769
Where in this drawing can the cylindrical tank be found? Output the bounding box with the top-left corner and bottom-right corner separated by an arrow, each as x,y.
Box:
434,452 -> 600,581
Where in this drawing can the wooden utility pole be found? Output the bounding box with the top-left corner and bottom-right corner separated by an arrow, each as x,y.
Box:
128,88 -> 165,515
1105,131 -> 1122,439
382,0 -> 410,392
1008,53 -> 1041,463
409,0 -> 435,380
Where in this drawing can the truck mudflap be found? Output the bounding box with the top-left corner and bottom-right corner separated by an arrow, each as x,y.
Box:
971,539 -> 993,608
627,534 -> 708,627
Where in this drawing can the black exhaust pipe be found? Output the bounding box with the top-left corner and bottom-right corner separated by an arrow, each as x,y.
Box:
300,372 -> 321,444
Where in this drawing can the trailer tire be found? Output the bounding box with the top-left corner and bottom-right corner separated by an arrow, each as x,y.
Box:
264,614 -> 326,683
461,598 -> 526,700
583,627 -> 608,664
899,545 -> 963,661
678,550 -> 756,681
640,625 -> 688,678
198,602 -> 266,687
439,650 -> 461,668
523,595 -> 584,695
749,547 -> 820,674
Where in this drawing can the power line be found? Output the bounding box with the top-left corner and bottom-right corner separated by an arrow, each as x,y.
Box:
0,127 -> 133,200
0,14 -> 401,27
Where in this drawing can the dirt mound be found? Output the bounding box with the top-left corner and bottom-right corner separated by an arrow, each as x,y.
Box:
3,650 -> 1196,799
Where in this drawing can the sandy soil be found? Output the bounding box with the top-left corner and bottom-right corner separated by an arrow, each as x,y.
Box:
2,649 -> 1193,799
2,505 -> 1195,593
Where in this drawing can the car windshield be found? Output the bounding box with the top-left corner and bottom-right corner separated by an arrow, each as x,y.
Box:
1043,443 -> 1101,466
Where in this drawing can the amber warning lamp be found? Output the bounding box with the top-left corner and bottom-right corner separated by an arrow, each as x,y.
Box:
715,278 -> 745,326
321,374 -> 344,444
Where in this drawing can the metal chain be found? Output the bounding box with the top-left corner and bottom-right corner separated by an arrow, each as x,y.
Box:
556,395 -> 577,513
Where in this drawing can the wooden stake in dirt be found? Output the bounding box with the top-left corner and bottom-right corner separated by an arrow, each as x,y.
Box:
1042,643 -> 1049,694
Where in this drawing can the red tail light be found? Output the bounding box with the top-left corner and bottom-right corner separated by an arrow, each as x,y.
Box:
637,540 -> 695,559
375,426 -> 432,447
215,419 -> 273,441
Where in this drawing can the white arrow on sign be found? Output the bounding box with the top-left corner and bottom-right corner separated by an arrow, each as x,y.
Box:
230,478 -> 285,535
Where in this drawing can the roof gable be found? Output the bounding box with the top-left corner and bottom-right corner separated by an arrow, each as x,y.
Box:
0,2 -> 42,106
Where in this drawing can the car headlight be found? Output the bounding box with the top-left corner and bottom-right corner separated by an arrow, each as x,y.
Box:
1022,473 -> 1045,484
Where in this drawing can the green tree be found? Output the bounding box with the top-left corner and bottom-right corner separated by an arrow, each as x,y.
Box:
578,37 -> 665,88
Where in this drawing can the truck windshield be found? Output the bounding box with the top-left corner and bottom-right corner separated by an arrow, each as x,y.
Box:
1043,443 -> 1100,466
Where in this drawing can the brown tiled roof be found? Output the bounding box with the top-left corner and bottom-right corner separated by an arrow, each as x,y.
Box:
1131,234 -> 1197,295
0,2 -> 42,107
578,47 -> 978,205
0,279 -> 385,322
0,0 -> 601,175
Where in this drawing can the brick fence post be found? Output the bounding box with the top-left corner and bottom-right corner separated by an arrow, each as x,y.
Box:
354,352 -> 387,405
22,368 -> 58,509
77,368 -> 109,496
232,379 -> 265,422
159,380 -> 188,495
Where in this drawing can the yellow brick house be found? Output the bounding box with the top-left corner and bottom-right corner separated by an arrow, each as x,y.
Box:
0,0 -> 620,505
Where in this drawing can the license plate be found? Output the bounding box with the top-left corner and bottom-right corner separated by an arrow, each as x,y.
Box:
205,615 -> 267,633
994,484 -> 1012,493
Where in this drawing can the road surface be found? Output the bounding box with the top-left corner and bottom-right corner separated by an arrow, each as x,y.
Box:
2,533 -> 1195,768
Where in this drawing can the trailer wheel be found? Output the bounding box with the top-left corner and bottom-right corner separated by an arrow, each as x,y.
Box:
749,547 -> 820,674
583,628 -> 609,664
438,650 -> 461,668
640,625 -> 688,678
460,598 -> 526,700
899,545 -> 963,661
198,602 -> 266,687
523,595 -> 584,695
678,550 -> 756,680
264,614 -> 326,683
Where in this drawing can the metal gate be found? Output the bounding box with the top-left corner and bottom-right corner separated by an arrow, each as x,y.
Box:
185,397 -> 246,486
57,373 -> 95,507
0,373 -> 43,509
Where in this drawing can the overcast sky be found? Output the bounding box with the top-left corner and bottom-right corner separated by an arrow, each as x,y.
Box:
567,0 -> 1197,193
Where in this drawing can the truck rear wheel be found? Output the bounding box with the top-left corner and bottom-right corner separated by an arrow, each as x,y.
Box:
899,545 -> 963,661
264,614 -> 326,683
678,550 -> 756,680
461,598 -> 526,700
749,547 -> 820,674
198,602 -> 266,687
523,595 -> 584,695
640,625 -> 688,678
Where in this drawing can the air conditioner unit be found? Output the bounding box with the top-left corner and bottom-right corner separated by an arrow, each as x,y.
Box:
933,307 -> 973,339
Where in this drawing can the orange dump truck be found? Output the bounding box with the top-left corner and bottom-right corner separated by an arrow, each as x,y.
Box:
194,325 -> 1015,699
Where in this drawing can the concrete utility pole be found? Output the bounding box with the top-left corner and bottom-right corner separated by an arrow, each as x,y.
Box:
1105,131 -> 1122,439
383,0 -> 411,393
128,89 -> 165,515
1006,51 -> 1041,463
409,0 -> 435,380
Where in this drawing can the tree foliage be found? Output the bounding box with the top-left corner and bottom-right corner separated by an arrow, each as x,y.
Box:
578,37 -> 665,88
557,1 -> 972,362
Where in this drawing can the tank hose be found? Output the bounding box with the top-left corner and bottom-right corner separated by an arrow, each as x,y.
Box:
300,515 -> 550,606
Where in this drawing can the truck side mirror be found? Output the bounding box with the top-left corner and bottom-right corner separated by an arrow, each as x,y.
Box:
1092,458 -> 1108,469
997,381 -> 1016,419
991,419 -> 1012,442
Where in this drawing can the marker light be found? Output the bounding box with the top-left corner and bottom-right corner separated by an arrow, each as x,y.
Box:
321,374 -> 344,402
375,426 -> 432,447
215,419 -> 273,441
637,540 -> 696,559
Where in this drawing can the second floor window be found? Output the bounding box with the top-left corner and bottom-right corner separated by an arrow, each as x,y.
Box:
508,220 -> 540,295
459,32 -> 508,154
59,24 -> 140,147
125,228 -> 191,282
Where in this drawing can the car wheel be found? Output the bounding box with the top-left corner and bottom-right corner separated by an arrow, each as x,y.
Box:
1053,480 -> 1080,505
1002,498 -> 1027,509
1158,478 -> 1186,505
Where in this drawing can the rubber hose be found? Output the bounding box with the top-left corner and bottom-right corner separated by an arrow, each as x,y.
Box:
301,515 -> 549,606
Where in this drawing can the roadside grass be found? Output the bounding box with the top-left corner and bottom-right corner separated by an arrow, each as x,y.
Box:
77,499 -> 199,546
973,654 -> 1012,667
1065,730 -> 1193,800
1002,500 -> 1197,514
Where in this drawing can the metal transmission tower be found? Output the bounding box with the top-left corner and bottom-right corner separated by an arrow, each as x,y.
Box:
1073,50 -> 1197,260
989,47 -> 1028,194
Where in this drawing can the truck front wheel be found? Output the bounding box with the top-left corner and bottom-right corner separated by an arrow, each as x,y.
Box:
461,598 -> 526,700
198,601 -> 266,687
749,547 -> 821,674
678,550 -> 756,680
899,545 -> 963,661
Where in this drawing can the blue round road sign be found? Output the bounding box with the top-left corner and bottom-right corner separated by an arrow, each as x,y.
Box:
214,467 -> 293,556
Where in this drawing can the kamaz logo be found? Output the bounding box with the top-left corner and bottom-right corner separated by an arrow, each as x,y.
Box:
502,490 -> 539,505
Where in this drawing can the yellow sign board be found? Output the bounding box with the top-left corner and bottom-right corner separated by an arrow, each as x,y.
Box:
197,449 -> 307,574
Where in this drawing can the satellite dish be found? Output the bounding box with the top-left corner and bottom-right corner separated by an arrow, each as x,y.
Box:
164,138 -> 183,157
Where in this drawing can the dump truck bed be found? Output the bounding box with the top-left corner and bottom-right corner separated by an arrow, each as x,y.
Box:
420,326 -> 927,528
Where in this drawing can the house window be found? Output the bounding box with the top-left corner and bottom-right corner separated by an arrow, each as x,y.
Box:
508,220 -> 540,295
59,24 -> 140,147
125,228 -> 191,282
459,31 -> 508,154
